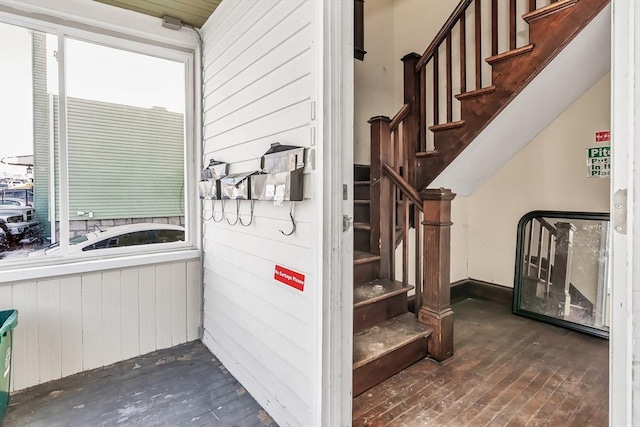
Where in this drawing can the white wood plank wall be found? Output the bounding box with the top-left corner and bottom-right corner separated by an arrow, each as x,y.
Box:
0,258 -> 202,392
200,1 -> 319,426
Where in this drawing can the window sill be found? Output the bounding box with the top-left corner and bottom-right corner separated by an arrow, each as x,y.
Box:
0,248 -> 201,284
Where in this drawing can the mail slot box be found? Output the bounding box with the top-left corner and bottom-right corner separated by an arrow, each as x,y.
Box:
220,171 -> 257,200
261,143 -> 305,174
252,169 -> 304,202
198,180 -> 212,199
208,159 -> 229,180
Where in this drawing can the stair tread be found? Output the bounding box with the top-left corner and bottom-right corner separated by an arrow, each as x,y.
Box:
353,313 -> 432,369
455,85 -> 496,100
415,150 -> 439,158
523,0 -> 578,23
354,279 -> 413,308
354,250 -> 380,264
428,120 -> 465,132
354,222 -> 371,231
354,200 -> 370,205
486,44 -> 535,65
354,181 -> 370,185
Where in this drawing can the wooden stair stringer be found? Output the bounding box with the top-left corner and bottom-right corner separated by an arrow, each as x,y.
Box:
417,0 -> 610,188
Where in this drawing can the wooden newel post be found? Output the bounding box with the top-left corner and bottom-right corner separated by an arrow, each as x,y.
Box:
418,188 -> 456,361
368,116 -> 393,279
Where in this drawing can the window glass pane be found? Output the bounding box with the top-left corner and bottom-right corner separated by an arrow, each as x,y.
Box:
64,38 -> 186,249
0,23 -> 57,259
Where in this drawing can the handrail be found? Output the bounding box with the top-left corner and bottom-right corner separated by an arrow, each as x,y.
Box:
415,0 -> 473,71
382,163 -> 422,208
390,104 -> 411,132
537,217 -> 558,236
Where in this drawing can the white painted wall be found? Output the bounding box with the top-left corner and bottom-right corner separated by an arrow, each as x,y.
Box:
0,258 -> 202,392
354,0 -> 395,165
354,0 -> 458,164
200,2 -> 322,426
467,73 -> 611,287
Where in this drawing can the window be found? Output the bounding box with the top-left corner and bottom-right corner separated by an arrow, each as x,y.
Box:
0,18 -> 194,263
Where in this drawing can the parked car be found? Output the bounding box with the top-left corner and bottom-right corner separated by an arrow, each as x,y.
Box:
0,189 -> 33,205
41,223 -> 185,254
0,223 -> 6,251
0,205 -> 40,243
0,197 -> 32,207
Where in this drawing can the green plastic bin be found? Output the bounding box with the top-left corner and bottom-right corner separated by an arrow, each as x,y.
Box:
0,310 -> 18,424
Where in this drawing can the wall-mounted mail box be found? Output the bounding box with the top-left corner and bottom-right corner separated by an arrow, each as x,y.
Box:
208,159 -> 229,180
198,180 -> 212,199
198,179 -> 221,199
252,168 -> 304,202
261,143 -> 305,174
220,171 -> 257,200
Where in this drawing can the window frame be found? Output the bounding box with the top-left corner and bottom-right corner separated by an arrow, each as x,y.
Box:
0,9 -> 200,281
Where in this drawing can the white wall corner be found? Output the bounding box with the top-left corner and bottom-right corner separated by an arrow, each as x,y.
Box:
610,0 -> 639,425
318,0 -> 354,426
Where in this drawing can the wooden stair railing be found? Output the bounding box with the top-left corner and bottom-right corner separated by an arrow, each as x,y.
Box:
392,0 -> 611,190
370,115 -> 456,361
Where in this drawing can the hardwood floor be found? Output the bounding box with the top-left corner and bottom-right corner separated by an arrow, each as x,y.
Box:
353,298 -> 608,427
4,341 -> 277,427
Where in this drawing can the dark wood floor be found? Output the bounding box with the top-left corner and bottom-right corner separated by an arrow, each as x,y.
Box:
4,341 -> 276,427
353,298 -> 608,427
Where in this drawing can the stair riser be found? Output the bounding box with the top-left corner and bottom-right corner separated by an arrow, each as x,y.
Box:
354,261 -> 380,284
354,203 -> 370,224
432,128 -> 464,153
354,165 -> 371,182
354,227 -> 371,253
354,184 -> 370,200
459,94 -> 499,128
354,293 -> 408,334
353,337 -> 429,397
528,1 -> 581,44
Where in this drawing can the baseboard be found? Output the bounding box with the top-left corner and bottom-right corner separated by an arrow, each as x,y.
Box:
408,278 -> 513,313
450,278 -> 513,306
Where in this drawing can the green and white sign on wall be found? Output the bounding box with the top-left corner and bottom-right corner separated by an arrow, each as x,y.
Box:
586,146 -> 611,178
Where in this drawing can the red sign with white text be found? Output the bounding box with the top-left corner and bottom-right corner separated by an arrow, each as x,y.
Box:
274,265 -> 305,291
595,131 -> 610,143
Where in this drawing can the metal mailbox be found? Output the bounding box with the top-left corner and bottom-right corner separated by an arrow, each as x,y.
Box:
207,159 -> 229,180
252,168 -> 304,202
261,143 -> 305,174
198,180 -> 212,199
198,179 -> 221,200
252,143 -> 305,202
220,171 -> 257,200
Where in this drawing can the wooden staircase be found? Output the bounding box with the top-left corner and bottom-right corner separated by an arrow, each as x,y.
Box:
352,164 -> 432,396
412,0 -> 610,188
352,0 -> 610,398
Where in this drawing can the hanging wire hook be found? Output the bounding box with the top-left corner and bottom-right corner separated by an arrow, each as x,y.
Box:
279,202 -> 296,236
212,199 -> 225,223
239,200 -> 255,227
226,199 -> 240,226
201,198 -> 213,221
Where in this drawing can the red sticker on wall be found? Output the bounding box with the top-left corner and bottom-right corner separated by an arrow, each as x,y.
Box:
595,131 -> 610,143
274,265 -> 305,291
